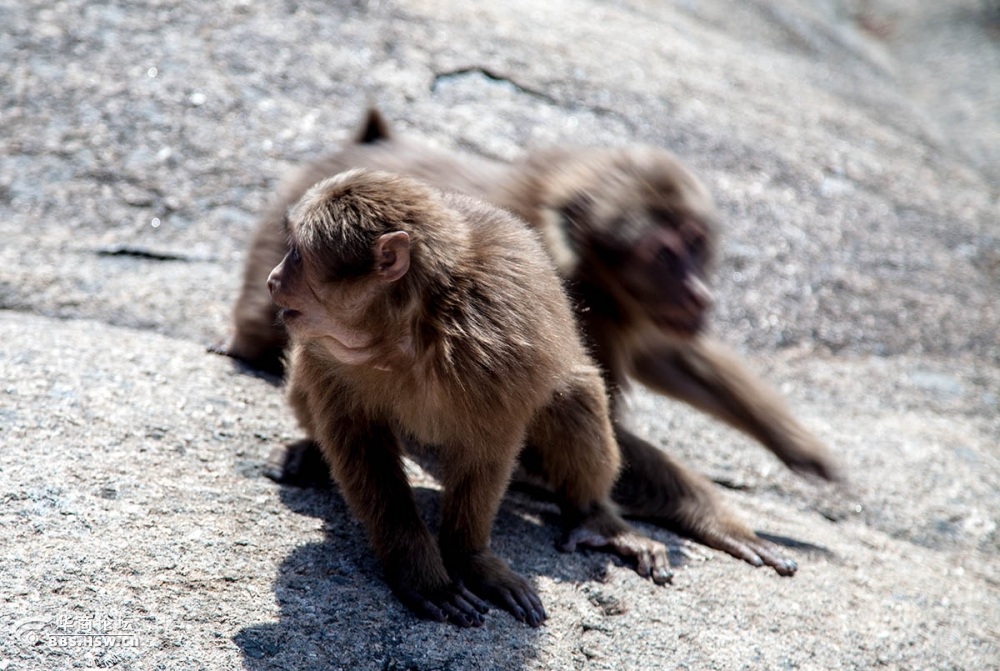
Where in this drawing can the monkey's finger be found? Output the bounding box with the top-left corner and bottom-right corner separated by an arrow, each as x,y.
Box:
708,534 -> 766,568
440,598 -> 486,628
401,582 -> 490,627
402,587 -> 486,627
455,582 -> 490,614
651,565 -> 673,585
509,588 -> 547,627
447,590 -> 488,625
634,550 -> 653,579
492,587 -> 545,627
648,550 -> 674,585
748,543 -> 798,576
409,599 -> 448,623
707,529 -> 799,576
631,547 -> 673,585
524,591 -> 548,625
495,588 -> 529,624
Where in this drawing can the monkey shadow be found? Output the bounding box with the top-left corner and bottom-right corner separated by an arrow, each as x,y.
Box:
228,359 -> 284,387
754,532 -> 836,560
234,480 -> 689,670
205,345 -> 285,386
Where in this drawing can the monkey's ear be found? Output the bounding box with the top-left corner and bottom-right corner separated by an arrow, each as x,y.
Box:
560,192 -> 592,227
375,231 -> 410,282
356,108 -> 392,144
559,192 -> 594,239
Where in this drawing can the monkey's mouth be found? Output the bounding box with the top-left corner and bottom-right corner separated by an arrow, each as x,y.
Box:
655,312 -> 705,338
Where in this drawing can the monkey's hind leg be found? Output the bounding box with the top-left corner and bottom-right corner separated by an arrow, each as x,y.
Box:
613,426 -> 798,576
526,368 -> 673,585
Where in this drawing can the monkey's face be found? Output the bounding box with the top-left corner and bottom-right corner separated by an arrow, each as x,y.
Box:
267,241 -> 386,365
592,208 -> 714,337
551,152 -> 717,338
268,179 -> 413,364
267,242 -> 342,337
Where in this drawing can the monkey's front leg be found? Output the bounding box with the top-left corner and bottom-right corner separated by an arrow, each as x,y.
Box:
612,426 -> 798,575
212,209 -> 291,376
319,421 -> 489,627
438,450 -> 547,627
631,336 -> 840,481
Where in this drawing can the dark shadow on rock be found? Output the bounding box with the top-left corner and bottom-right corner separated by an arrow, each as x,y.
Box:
235,480 -> 631,670
236,457 -> 692,670
755,532 -> 836,560
206,345 -> 284,386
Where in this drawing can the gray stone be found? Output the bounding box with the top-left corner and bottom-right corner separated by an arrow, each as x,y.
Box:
1,0 -> 997,669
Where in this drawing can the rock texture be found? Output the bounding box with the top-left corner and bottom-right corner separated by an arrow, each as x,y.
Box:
1,0 -> 997,669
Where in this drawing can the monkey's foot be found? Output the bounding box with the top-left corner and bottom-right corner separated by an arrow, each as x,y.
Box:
772,431 -> 843,482
392,580 -> 490,628
559,509 -> 673,585
448,552 -> 547,627
612,428 -> 799,575
695,520 -> 798,576
263,440 -> 332,487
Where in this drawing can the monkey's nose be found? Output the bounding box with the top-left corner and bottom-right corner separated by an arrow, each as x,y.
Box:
266,269 -> 280,296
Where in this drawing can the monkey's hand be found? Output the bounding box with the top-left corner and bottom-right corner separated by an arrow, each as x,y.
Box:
390,579 -> 490,628
446,551 -> 547,628
559,505 -> 673,585
263,440 -> 332,487
387,551 -> 489,627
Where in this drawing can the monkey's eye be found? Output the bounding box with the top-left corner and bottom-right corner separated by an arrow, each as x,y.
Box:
650,208 -> 677,224
288,245 -> 302,264
686,232 -> 708,262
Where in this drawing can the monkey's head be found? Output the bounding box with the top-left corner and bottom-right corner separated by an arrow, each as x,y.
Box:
266,169 -> 442,362
525,149 -> 717,339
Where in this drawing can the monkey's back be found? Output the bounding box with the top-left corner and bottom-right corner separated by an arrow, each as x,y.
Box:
441,190 -> 584,360
383,190 -> 593,446
286,174 -> 596,453
300,135 -> 505,209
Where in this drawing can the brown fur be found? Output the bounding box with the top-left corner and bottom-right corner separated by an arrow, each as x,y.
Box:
218,115 -> 507,374
269,170 -> 670,627
221,109 -> 838,576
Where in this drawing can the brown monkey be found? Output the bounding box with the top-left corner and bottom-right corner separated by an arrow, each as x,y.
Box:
267,169 -> 670,627
219,112 -> 505,376
496,149 -> 836,573
219,110 -> 837,576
